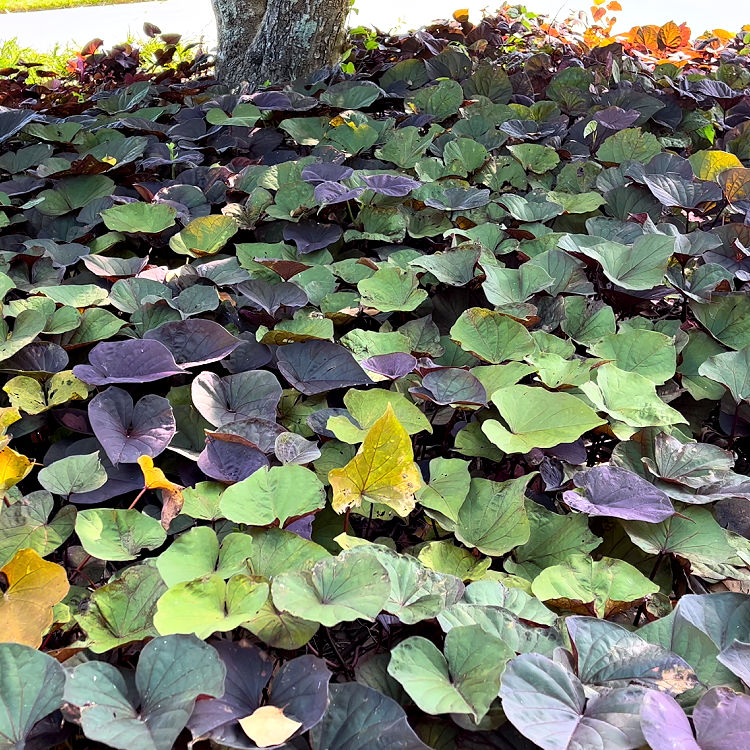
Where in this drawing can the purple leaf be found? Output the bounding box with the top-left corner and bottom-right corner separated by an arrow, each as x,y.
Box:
544,440 -> 587,465
73,339 -> 185,385
640,690 -> 700,750
208,417 -> 285,454
313,181 -> 365,205
563,465 -> 675,522
694,687 -> 750,750
410,368 -> 487,406
285,514 -> 315,538
360,353 -> 417,380
250,90 -> 318,111
191,370 -> 282,427
223,334 -> 272,373
360,174 -> 421,197
237,279 -> 308,317
188,641 -> 330,748
283,221 -> 343,254
593,107 -> 641,131
718,641 -> 750,686
197,434 -> 269,483
2,341 -> 68,374
88,386 -> 175,466
276,341 -> 372,395
301,163 -> 353,184
144,319 -> 241,367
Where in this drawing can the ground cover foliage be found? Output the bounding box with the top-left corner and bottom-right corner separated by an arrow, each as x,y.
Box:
4,5 -> 750,749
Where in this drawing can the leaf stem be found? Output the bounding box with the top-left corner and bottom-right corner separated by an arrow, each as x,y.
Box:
127,487 -> 147,510
633,551 -> 666,627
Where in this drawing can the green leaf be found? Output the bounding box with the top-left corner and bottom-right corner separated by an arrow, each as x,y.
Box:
328,388 -> 431,443
219,465 -> 326,527
101,202 -> 176,233
450,307 -> 535,364
388,626 -> 512,721
438,603 -> 563,656
0,310 -> 46,363
462,579 -> 557,625
560,234 -> 675,290
505,501 -> 601,580
452,475 -> 533,556
410,248 -> 480,287
691,294 -> 750,350
358,267 -> 427,312
169,215 -> 238,258
580,363 -> 687,428
698,345 -> 750,402
0,644 -> 65,750
407,80 -> 463,120
622,506 -> 736,566
375,125 -> 437,169
598,127 -> 662,164
180,482 -> 226,521
481,263 -> 554,307
417,541 -> 493,581
36,175 -> 114,216
206,102 -> 261,126
507,143 -> 560,173
640,594 -> 749,694
0,490 -> 75,567
241,591 -> 320,649
64,635 -> 225,750
530,553 -> 659,618
416,457 -> 471,524
561,297 -> 616,345
482,385 -> 605,453
443,137 -> 489,175
75,509 -> 167,561
155,527 -> 254,586
243,527 -> 330,578
678,331 -> 727,401
38,452 -> 107,496
546,190 -> 606,213
349,544 -> 464,624
154,574 -> 268,638
75,562 -> 166,653
590,329 -> 676,385
271,549 -> 391,626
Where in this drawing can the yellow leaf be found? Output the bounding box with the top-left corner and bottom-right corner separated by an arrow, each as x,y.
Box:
720,168 -> 750,204
238,705 -> 302,748
689,150 -> 743,182
138,456 -> 184,526
137,455 -> 182,492
329,404 -> 422,515
0,406 -> 20,434
0,444 -> 33,493
0,548 -> 69,647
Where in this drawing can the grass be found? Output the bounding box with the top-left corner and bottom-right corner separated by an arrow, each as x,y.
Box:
0,0 -> 150,12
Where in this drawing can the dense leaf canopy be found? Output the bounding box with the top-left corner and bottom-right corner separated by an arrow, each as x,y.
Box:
2,6 -> 750,749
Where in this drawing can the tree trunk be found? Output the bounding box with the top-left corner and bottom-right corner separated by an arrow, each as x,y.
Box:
210,0 -> 350,89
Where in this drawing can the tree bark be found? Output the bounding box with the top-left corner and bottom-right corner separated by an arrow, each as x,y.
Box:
210,0 -> 350,89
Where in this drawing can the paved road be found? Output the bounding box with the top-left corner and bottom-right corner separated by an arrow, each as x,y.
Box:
1,0 -> 746,52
